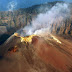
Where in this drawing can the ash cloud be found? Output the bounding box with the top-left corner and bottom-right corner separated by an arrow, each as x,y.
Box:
19,2 -> 70,36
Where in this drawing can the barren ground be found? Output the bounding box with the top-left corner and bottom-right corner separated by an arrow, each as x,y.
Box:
0,35 -> 72,72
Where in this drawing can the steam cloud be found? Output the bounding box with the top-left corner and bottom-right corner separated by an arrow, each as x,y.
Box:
18,3 -> 70,36
7,1 -> 17,11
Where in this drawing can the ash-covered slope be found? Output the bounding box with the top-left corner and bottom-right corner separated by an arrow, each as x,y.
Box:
0,35 -> 72,72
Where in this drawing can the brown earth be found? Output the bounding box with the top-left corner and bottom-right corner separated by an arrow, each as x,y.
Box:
0,35 -> 72,72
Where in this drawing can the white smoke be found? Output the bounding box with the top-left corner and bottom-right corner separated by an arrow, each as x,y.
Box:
7,1 -> 17,11
19,3 -> 70,36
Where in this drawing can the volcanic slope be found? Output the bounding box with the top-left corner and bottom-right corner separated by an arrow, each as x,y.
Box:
0,35 -> 72,72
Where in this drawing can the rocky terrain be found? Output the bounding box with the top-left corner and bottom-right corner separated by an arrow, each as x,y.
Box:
0,1 -> 72,72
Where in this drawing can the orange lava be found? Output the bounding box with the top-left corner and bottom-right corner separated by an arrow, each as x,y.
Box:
8,46 -> 18,53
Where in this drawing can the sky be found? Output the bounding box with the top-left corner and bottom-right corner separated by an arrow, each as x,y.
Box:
0,0 -> 72,11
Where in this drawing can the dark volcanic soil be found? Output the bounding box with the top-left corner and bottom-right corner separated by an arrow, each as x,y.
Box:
0,35 -> 72,72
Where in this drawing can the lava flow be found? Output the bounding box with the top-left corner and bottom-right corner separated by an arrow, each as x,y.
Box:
8,46 -> 18,53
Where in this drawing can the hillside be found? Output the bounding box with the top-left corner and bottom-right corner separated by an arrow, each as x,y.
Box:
0,34 -> 72,72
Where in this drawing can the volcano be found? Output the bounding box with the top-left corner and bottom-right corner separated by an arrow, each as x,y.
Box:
0,33 -> 72,72
0,1 -> 72,72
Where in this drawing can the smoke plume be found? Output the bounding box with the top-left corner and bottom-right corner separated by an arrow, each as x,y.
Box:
18,2 -> 70,36
7,1 -> 17,11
